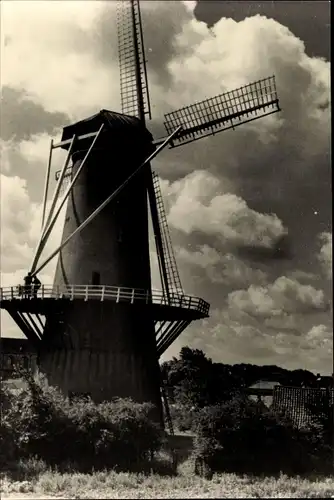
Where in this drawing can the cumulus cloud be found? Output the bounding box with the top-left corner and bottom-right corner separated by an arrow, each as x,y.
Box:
166,170 -> 287,250
0,173 -> 66,278
318,232 -> 332,279
148,10 -> 330,277
1,0 -> 118,117
0,138 -> 14,173
0,171 -> 67,339
1,86 -> 68,142
170,307 -> 332,374
305,324 -> 332,351
18,132 -> 64,167
176,244 -> 267,287
228,276 -> 328,317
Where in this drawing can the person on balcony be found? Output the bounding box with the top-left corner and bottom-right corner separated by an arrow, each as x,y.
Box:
32,275 -> 41,298
23,272 -> 32,298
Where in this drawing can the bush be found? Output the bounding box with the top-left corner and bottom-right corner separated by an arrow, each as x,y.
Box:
169,404 -> 198,432
1,371 -> 164,472
192,395 -> 325,477
0,383 -> 20,467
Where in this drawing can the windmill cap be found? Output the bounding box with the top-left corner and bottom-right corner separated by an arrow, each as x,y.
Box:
60,109 -> 153,151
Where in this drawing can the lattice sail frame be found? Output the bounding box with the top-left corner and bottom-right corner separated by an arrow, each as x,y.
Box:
151,172 -> 183,294
117,0 -> 151,119
164,76 -> 280,147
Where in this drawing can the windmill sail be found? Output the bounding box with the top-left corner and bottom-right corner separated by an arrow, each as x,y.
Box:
152,171 -> 183,294
164,75 -> 280,147
117,0 -> 151,121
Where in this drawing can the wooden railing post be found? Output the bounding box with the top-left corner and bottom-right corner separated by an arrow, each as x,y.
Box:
116,288 -> 120,303
85,285 -> 88,301
101,286 -> 105,302
11,287 -> 14,300
131,288 -> 135,304
70,285 -> 74,300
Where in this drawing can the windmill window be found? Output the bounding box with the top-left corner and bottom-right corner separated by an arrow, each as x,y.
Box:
92,271 -> 100,286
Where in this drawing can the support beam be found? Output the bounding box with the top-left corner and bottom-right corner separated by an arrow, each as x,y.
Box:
30,134 -> 78,273
157,320 -> 190,356
156,321 -> 177,347
32,126 -> 181,277
25,312 -> 43,340
155,320 -> 167,338
53,131 -> 99,150
35,313 -> 45,331
41,139 -> 53,230
42,135 -> 77,238
6,308 -> 39,346
30,124 -> 104,274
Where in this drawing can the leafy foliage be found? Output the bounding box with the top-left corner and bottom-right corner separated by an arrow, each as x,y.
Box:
168,404 -> 199,432
162,348 -> 241,409
1,370 -> 164,472
192,396 -> 330,477
161,348 -> 332,410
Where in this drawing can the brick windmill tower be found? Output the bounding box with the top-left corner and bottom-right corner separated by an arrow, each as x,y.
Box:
0,1 -> 280,423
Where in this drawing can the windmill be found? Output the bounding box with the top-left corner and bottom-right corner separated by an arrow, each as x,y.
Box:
0,0 -> 280,427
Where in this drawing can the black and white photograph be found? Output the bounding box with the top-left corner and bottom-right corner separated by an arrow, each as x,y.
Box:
0,0 -> 332,497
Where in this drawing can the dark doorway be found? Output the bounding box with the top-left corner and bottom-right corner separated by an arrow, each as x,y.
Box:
92,271 -> 100,286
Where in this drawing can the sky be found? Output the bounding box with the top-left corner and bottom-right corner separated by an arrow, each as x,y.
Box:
0,0 -> 332,375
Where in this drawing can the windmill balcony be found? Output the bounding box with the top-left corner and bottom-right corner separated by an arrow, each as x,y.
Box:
0,284 -> 210,322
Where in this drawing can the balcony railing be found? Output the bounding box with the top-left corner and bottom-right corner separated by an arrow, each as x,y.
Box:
0,284 -> 210,316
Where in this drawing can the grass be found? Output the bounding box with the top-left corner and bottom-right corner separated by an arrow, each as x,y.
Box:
1,457 -> 334,499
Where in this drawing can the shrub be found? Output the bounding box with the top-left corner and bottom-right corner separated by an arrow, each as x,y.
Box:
305,391 -> 334,446
1,371 -> 164,472
168,404 -> 198,432
66,396 -> 164,470
0,383 -> 20,468
192,395 -> 322,477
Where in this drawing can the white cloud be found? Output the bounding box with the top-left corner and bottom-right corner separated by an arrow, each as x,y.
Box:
0,138 -> 16,173
167,170 -> 287,249
176,308 -> 332,374
176,244 -> 267,287
228,276 -> 328,317
1,0 -> 118,118
19,131 -> 64,167
0,173 -> 66,278
182,1 -> 197,14
305,324 -> 332,350
0,171 -> 66,339
318,231 -> 332,279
